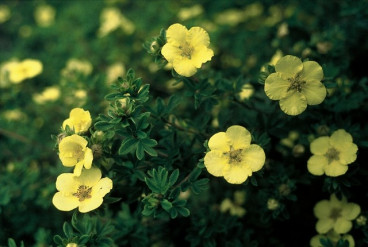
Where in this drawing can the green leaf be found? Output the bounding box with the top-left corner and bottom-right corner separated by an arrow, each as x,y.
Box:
118,137 -> 138,155
189,167 -> 202,182
161,199 -> 172,212
53,235 -> 63,245
63,222 -> 74,238
8,238 -> 17,247
94,121 -> 115,131
169,169 -> 179,186
136,142 -> 145,160
105,92 -> 124,100
177,207 -> 190,217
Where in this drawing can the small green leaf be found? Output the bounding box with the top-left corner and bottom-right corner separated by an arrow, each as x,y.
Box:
169,169 -> 179,186
177,207 -> 190,217
118,137 -> 138,155
8,238 -> 17,247
94,121 -> 115,131
136,142 -> 145,160
161,199 -> 172,212
63,222 -> 74,238
53,235 -> 63,245
105,92 -> 123,100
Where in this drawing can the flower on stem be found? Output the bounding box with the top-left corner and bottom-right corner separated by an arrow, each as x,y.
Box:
314,194 -> 360,234
204,125 -> 265,184
58,134 -> 93,176
307,129 -> 358,177
62,108 -> 92,134
264,55 -> 326,115
161,23 -> 214,77
52,167 -> 113,213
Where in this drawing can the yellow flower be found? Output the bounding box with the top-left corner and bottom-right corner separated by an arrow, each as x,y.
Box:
52,167 -> 113,213
307,129 -> 358,177
314,194 -> 360,234
61,58 -> 93,77
310,231 -> 355,247
58,134 -> 93,176
177,5 -> 203,21
34,5 -> 56,27
161,23 -> 214,77
33,86 -> 60,104
220,190 -> 246,217
204,125 -> 266,184
63,108 -> 92,134
66,243 -> 78,247
264,55 -> 326,115
0,5 -> 11,23
7,59 -> 43,84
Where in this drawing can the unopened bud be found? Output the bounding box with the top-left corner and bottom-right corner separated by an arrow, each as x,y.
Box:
267,198 -> 279,211
292,144 -> 305,157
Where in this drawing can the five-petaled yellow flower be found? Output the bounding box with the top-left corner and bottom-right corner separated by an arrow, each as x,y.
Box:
161,23 -> 214,77
58,134 -> 93,176
52,167 -> 113,213
63,108 -> 92,134
307,129 -> 358,177
314,194 -> 360,234
7,59 -> 43,84
204,125 -> 265,184
264,55 -> 326,115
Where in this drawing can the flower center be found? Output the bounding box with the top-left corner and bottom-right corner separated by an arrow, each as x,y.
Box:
226,148 -> 243,164
287,74 -> 306,93
329,207 -> 342,221
325,148 -> 340,163
179,43 -> 193,59
73,185 -> 92,201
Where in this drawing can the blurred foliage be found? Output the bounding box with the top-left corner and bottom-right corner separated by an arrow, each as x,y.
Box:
1,0 -> 368,246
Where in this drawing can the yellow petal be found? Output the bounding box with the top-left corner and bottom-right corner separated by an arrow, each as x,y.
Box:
161,43 -> 181,63
92,177 -> 113,197
342,235 -> 355,247
56,173 -> 78,192
329,129 -> 354,151
339,143 -> 358,165
188,26 -> 210,47
307,155 -> 328,176
166,23 -> 188,45
316,218 -> 334,234
342,203 -> 361,220
77,167 -> 102,187
300,61 -> 323,81
275,55 -> 303,77
334,218 -> 352,234
208,132 -> 230,152
172,58 -> 197,77
241,144 -> 265,172
52,192 -> 79,211
310,137 -> 330,155
314,200 -> 331,219
223,165 -> 252,184
21,59 -> 43,78
73,162 -> 84,177
78,196 -> 103,213
226,125 -> 251,149
310,235 -> 325,247
190,45 -> 214,68
84,148 -> 93,169
204,150 -> 228,177
264,72 -> 290,100
324,160 -> 348,177
62,118 -> 73,130
302,81 -> 326,105
279,91 -> 307,115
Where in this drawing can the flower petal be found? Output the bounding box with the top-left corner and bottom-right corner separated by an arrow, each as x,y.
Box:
166,23 -> 188,45
204,150 -> 228,177
188,26 -> 210,47
342,203 -> 361,220
223,164 -> 252,184
241,144 -> 265,172
92,177 -> 113,198
84,148 -> 93,169
314,200 -> 331,219
73,162 -> 84,177
264,72 -> 290,100
334,218 -> 352,234
172,58 -> 197,77
226,125 -> 251,149
56,173 -> 79,193
279,91 -> 307,115
77,167 -> 102,187
78,196 -> 103,213
161,43 -> 181,63
310,137 -> 330,155
324,160 -> 348,177
330,129 -> 354,151
275,55 -> 303,77
208,132 -> 230,152
300,61 -> 323,81
316,218 -> 334,234
307,155 -> 328,176
52,192 -> 79,211
339,143 -> 358,165
190,45 -> 214,68
302,81 -> 326,105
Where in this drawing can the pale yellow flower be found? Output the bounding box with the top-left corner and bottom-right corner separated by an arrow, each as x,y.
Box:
264,55 -> 326,115
98,7 -> 134,37
63,108 -> 92,134
34,5 -> 56,27
267,198 -> 279,210
204,125 -> 265,184
177,5 -> 203,21
314,194 -> 360,234
220,190 -> 246,217
33,86 -> 60,104
66,243 -> 78,247
58,134 -> 93,176
106,62 -> 126,83
237,83 -> 254,100
161,23 -> 214,77
7,59 -> 43,84
307,129 -> 358,177
52,167 -> 113,213
0,5 -> 11,23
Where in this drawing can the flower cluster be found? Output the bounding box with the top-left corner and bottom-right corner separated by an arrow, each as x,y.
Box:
53,108 -> 112,213
4,59 -> 43,84
161,23 -> 214,77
